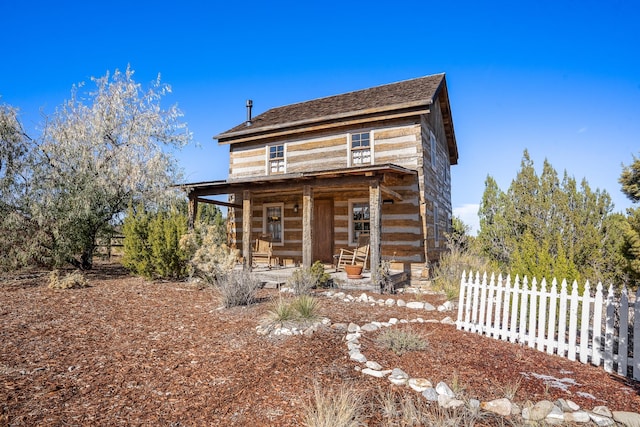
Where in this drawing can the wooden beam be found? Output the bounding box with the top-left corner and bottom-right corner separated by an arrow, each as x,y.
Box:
188,195 -> 198,230
196,197 -> 242,209
302,185 -> 313,268
380,185 -> 403,201
242,191 -> 252,271
369,179 -> 382,288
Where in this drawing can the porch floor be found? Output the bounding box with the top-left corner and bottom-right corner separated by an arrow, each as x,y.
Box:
247,264 -> 407,293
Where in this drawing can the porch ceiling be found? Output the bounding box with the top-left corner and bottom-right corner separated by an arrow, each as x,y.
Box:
178,163 -> 417,198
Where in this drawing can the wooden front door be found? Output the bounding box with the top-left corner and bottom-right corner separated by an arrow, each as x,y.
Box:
313,199 -> 334,263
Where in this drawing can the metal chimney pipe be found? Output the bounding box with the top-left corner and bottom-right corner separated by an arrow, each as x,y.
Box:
246,99 -> 253,126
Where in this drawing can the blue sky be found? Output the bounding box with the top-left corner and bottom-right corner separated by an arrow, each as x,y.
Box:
2,0 -> 639,233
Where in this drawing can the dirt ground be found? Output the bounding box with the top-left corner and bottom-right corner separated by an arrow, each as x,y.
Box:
1,263 -> 639,426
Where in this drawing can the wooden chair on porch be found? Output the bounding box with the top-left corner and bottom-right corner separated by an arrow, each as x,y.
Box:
252,233 -> 276,269
334,233 -> 370,271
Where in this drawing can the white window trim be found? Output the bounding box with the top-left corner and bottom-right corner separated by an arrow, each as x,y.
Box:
263,202 -> 285,246
266,143 -> 286,175
348,198 -> 370,246
348,130 -> 374,167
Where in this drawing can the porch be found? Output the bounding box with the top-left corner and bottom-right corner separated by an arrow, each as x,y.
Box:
248,264 -> 409,293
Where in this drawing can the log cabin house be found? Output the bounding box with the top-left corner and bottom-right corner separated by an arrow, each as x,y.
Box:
180,73 -> 458,283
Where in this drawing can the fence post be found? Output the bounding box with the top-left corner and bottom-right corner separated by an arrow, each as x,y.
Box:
500,274 -> 512,341
519,277 -> 530,344
557,279 -> 568,357
487,273 -> 497,337
478,272 -> 489,334
579,281 -> 591,364
604,284 -> 615,373
509,276 -> 521,343
618,286 -> 629,376
546,278 -> 558,355
567,280 -> 579,361
456,270 -> 467,330
493,274 -> 504,338
537,278 -> 548,352
471,272 -> 481,333
591,283 -> 604,367
464,271 -> 475,329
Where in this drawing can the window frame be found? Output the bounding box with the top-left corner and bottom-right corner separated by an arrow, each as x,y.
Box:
348,198 -> 370,246
263,202 -> 285,246
430,130 -> 437,170
267,144 -> 286,175
348,131 -> 373,166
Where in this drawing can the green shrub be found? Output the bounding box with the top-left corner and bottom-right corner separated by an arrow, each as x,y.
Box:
267,296 -> 298,322
181,225 -> 238,285
291,294 -> 321,320
376,327 -> 428,356
122,205 -> 189,279
310,261 -> 331,287
48,270 -> 89,289
216,270 -> 261,308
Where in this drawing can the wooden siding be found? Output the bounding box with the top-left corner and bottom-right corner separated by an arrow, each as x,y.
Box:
227,174 -> 424,265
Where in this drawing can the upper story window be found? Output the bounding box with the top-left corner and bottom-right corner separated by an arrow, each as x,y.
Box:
269,144 -> 285,174
350,132 -> 371,166
263,203 -> 284,244
430,130 -> 437,169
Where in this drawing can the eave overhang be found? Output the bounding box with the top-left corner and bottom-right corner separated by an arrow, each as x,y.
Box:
176,164 -> 417,198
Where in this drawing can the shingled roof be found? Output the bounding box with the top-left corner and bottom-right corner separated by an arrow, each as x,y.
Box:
215,73 -> 458,164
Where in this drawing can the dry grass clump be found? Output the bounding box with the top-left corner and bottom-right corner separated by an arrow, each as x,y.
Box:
215,270 -> 262,308
48,270 -> 89,289
376,327 -> 428,356
303,383 -> 364,427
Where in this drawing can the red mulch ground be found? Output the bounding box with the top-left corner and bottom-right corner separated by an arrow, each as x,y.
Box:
1,263 -> 638,426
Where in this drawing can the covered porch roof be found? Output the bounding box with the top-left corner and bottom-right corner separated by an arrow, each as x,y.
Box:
177,163 -> 417,200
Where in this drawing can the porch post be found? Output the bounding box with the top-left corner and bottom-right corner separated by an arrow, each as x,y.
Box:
302,185 -> 313,268
187,193 -> 198,230
369,179 -> 382,287
242,190 -> 253,270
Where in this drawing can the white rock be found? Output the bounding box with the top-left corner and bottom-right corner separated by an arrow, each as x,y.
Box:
556,398 -> 580,412
613,411 -> 640,427
415,317 -> 424,323
362,368 -> 392,378
406,301 -> 425,309
522,400 -> 554,421
438,394 -> 464,409
443,300 -> 454,310
408,378 -> 432,392
423,302 -> 436,311
385,298 -> 395,306
440,316 -> 456,325
347,342 -> 361,350
345,332 -> 361,341
545,405 -> 565,422
588,412 -> 615,426
435,381 -> 455,397
349,352 -> 367,363
437,305 -> 447,312
422,388 -> 438,401
388,318 -> 399,325
321,317 -> 331,325
397,299 -> 406,307
365,361 -> 382,370
593,406 -> 613,418
358,293 -> 368,302
389,368 -> 409,386
347,323 -> 360,333
361,323 -> 378,332
564,411 -> 591,423
480,398 -> 512,416
426,319 -> 440,323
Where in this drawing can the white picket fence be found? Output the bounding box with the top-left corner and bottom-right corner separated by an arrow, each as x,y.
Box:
456,271 -> 640,381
